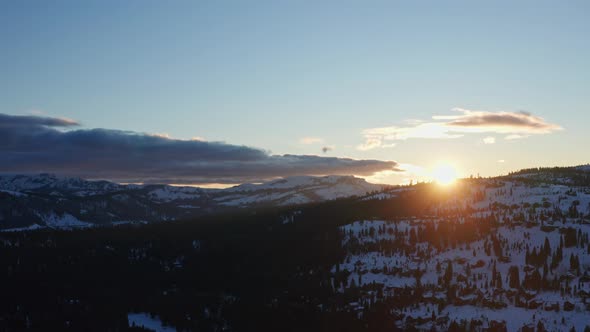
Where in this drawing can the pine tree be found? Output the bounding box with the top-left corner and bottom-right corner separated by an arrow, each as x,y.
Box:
508,266 -> 520,289
544,237 -> 551,257
444,261 -> 453,288
492,260 -> 497,286
570,253 -> 578,271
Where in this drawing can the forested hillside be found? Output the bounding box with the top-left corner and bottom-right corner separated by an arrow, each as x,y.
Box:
1,172 -> 590,331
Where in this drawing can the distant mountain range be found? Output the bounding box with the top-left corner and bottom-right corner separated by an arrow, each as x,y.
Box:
0,173 -> 388,230
2,165 -> 589,231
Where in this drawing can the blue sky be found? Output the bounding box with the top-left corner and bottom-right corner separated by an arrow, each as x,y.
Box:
1,1 -> 589,184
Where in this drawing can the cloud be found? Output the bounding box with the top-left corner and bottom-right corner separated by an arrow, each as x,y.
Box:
444,108 -> 562,133
357,136 -> 398,151
27,109 -> 45,116
358,108 -> 562,150
497,159 -> 505,163
299,137 -> 324,145
504,134 -> 530,140
0,113 -> 79,128
0,113 -> 399,184
357,138 -> 384,151
152,133 -> 171,139
361,123 -> 463,141
483,136 -> 496,144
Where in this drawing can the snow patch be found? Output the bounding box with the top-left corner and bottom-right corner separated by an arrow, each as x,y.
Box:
127,312 -> 176,332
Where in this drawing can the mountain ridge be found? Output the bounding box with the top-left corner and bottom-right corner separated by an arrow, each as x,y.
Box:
2,164 -> 589,231
0,173 -> 386,230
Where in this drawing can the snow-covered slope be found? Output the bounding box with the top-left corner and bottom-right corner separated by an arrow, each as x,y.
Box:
219,175 -> 384,206
147,186 -> 203,203
331,178 -> 590,331
0,173 -> 123,196
0,174 -> 386,229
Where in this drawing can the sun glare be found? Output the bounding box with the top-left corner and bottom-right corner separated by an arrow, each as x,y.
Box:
431,162 -> 458,186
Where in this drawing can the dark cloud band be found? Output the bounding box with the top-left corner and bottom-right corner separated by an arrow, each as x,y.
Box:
0,113 -> 399,184
0,113 -> 79,128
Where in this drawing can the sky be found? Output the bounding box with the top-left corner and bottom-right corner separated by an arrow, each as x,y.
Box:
1,1 -> 589,185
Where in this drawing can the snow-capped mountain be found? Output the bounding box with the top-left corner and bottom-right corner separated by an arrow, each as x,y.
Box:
0,174 -> 386,230
220,175 -> 384,206
0,173 -> 124,196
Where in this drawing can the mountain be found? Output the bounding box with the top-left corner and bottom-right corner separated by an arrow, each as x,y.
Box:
2,166 -> 590,330
0,173 -> 125,195
0,173 -> 386,230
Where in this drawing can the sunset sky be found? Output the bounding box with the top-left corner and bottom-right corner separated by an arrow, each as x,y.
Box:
2,1 -> 589,185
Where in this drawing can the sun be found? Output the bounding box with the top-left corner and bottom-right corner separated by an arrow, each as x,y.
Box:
431,162 -> 458,186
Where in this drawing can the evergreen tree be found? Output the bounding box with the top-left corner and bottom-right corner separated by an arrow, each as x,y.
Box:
444,261 -> 453,288
544,237 -> 551,256
508,266 -> 520,289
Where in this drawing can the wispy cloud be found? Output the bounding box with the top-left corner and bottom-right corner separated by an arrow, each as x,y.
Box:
358,108 -> 562,150
0,113 -> 400,184
27,109 -> 46,116
357,137 -> 397,151
442,108 -> 562,133
504,134 -> 530,140
483,136 -> 496,144
299,137 -> 324,145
